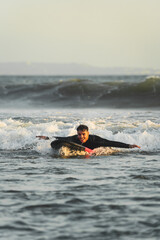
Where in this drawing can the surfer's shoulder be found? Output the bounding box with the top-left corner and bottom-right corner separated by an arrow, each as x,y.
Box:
89,134 -> 103,140
66,134 -> 78,140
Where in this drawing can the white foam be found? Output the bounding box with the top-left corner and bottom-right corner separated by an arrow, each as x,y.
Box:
140,120 -> 160,129
0,118 -> 59,150
0,112 -> 159,154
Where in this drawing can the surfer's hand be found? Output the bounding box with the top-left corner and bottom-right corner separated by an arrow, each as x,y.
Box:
129,144 -> 141,149
36,136 -> 49,140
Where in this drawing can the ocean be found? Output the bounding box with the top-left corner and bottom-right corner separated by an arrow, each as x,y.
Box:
0,75 -> 160,240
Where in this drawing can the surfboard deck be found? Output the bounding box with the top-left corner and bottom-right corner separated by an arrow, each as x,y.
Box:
51,139 -> 93,153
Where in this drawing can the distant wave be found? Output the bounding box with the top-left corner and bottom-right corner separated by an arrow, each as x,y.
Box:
0,76 -> 160,108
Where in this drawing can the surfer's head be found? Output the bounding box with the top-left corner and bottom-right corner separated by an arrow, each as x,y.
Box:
77,125 -> 89,143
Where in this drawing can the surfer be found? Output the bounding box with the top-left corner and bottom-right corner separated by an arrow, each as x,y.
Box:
37,124 -> 140,150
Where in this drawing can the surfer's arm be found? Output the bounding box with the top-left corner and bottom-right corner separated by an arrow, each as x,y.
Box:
94,136 -> 139,148
36,135 -> 78,141
100,139 -> 140,148
102,139 -> 130,148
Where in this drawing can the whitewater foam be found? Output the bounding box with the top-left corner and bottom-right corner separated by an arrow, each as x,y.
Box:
0,109 -> 159,156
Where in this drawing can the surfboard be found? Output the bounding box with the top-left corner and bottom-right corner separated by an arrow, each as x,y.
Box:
51,139 -> 93,154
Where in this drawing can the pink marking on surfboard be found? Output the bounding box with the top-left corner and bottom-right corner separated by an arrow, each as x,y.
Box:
85,147 -> 94,153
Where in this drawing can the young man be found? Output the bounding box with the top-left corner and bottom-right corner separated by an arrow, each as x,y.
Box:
37,124 -> 140,150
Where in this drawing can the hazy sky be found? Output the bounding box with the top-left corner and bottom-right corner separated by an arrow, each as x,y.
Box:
1,0 -> 160,68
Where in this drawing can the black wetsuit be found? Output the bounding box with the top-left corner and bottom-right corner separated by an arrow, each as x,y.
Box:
51,135 -> 130,150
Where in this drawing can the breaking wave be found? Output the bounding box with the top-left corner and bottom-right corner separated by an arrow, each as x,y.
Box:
0,75 -> 160,108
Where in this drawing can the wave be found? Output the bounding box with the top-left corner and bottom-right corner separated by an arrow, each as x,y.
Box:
0,116 -> 160,153
0,76 -> 160,108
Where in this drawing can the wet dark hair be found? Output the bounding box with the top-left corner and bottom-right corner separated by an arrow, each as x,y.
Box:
77,124 -> 88,132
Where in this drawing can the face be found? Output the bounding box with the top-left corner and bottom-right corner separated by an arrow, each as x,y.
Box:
77,130 -> 89,143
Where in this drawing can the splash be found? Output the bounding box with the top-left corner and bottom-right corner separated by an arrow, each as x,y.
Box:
0,110 -> 159,155
57,146 -> 119,157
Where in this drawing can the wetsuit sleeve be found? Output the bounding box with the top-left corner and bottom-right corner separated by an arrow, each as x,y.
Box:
51,135 -> 79,149
54,135 -> 79,142
93,135 -> 130,148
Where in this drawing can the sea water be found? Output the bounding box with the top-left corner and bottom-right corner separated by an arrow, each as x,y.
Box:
0,75 -> 160,240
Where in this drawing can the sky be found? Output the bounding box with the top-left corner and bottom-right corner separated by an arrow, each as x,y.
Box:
1,0 -> 160,68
